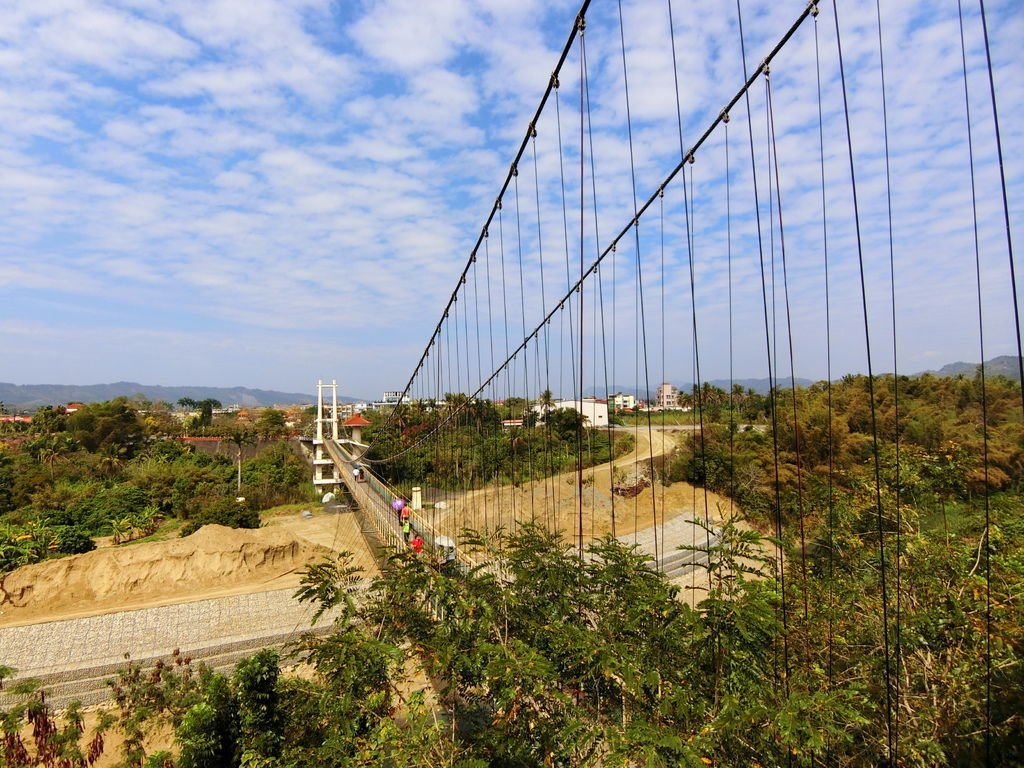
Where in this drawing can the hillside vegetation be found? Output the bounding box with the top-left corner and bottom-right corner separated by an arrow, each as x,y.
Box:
0,398 -> 316,574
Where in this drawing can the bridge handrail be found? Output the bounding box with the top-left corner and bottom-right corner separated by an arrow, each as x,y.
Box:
324,440 -> 474,568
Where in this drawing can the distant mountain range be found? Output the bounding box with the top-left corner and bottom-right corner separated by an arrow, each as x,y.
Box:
587,356 -> 1021,400
1,356 -> 1018,412
928,355 -> 1022,382
0,382 -> 322,411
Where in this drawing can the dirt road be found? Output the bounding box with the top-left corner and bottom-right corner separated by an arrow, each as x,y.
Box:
433,427 -> 732,543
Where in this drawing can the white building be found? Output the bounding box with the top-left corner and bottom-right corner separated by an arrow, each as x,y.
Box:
535,397 -> 609,427
609,392 -> 636,411
369,391 -> 403,410
339,401 -> 372,417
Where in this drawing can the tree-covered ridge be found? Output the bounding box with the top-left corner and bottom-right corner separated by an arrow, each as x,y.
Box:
361,394 -> 634,497
662,372 -> 1022,529
0,398 -> 315,573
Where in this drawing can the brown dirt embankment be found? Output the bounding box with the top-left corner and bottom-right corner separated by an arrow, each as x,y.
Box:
439,428 -> 733,539
0,524 -> 336,627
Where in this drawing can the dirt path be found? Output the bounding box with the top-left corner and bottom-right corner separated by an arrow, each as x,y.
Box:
434,427 -> 732,543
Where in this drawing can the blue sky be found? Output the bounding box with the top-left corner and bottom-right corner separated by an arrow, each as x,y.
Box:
1,0 -> 1021,401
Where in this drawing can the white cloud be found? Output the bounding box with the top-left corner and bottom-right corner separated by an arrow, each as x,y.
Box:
0,0 -> 1020,398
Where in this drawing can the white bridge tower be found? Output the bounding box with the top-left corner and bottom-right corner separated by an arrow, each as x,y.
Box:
313,379 -> 340,489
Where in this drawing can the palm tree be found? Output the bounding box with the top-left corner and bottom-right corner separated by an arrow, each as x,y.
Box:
443,392 -> 469,413
537,389 -> 555,419
39,447 -> 60,479
228,429 -> 255,491
98,447 -> 125,477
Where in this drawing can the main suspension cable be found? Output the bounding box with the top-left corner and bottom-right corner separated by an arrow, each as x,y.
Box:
977,0 -> 1023,413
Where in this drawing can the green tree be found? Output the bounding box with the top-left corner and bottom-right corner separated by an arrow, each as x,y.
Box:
240,442 -> 310,509
254,410 -> 286,440
54,525 -> 96,554
197,399 -> 222,427
536,388 -> 555,415
29,405 -> 67,435
177,673 -> 238,768
233,650 -> 281,763
69,483 -> 150,536
0,449 -> 14,514
66,398 -> 144,456
180,497 -> 259,537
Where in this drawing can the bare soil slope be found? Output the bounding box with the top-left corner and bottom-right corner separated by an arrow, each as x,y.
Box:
0,512 -> 374,627
437,428 -> 733,540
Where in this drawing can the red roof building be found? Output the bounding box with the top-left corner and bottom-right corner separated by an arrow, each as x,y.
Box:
341,413 -> 371,427
342,412 -> 371,445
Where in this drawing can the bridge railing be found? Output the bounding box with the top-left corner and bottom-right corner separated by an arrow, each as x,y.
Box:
324,440 -> 471,568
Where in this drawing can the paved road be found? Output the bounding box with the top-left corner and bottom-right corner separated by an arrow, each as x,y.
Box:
0,588 -> 322,680
618,512 -> 721,590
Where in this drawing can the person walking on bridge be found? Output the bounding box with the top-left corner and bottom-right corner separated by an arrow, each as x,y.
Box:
392,497 -> 406,524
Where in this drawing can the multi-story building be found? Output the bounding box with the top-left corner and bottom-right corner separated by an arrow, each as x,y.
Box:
656,382 -> 680,410
609,392 -> 636,411
369,391 -> 403,410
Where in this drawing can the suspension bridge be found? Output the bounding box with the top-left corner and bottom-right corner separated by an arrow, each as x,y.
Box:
299,0 -> 1020,764
308,379 -> 724,581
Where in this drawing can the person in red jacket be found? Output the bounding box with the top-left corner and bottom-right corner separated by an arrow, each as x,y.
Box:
410,533 -> 424,554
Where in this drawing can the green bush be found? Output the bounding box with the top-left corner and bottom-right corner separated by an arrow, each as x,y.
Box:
180,497 -> 260,537
234,650 -> 281,761
67,483 -> 149,535
54,524 -> 96,554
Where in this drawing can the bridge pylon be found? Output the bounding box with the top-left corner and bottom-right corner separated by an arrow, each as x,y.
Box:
312,379 -> 341,490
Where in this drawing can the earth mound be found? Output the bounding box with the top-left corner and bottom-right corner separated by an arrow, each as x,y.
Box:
0,525 -> 334,625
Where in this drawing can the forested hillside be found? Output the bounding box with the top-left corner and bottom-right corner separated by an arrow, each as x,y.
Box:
0,398 -> 315,573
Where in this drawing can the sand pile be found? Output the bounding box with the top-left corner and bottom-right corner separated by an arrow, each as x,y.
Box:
0,525 -> 334,624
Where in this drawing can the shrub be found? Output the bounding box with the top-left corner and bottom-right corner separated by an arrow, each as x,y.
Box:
54,524 -> 96,554
68,483 -> 150,535
234,650 -> 281,761
180,497 -> 259,537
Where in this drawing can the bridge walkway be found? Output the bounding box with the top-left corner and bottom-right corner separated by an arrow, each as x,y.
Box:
322,440 -> 465,566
